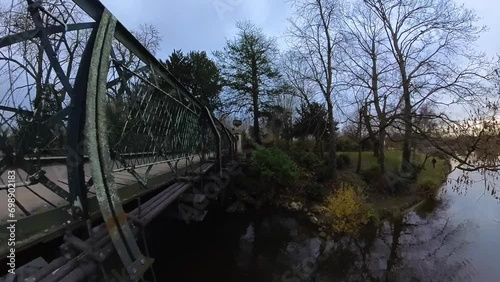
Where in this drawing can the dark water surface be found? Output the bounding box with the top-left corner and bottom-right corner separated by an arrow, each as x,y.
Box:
146,168 -> 500,282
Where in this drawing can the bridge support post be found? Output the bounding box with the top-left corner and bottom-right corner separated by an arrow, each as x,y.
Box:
86,8 -> 153,281
233,129 -> 243,154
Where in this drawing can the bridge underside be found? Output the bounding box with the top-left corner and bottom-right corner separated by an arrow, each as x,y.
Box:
2,160 -> 239,282
0,0 -> 236,281
0,155 -> 208,257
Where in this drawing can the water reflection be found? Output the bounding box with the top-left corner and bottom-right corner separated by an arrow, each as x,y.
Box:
369,210 -> 476,282
237,224 -> 255,271
232,205 -> 478,282
149,169 -> 500,282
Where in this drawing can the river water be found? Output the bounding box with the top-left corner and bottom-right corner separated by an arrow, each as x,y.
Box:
148,168 -> 500,282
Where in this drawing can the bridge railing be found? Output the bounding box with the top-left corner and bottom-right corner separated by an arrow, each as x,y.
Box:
0,0 -> 235,269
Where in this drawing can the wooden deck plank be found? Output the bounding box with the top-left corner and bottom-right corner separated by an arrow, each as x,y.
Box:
0,156 -> 202,222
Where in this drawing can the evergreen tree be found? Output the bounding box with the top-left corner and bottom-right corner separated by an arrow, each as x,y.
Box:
214,21 -> 280,144
165,50 -> 223,112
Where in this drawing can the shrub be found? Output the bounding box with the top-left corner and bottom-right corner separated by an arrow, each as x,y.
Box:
336,137 -> 359,152
251,146 -> 298,187
337,172 -> 367,190
336,154 -> 352,169
366,207 -> 380,225
382,169 -> 411,193
289,139 -> 316,153
296,151 -> 322,171
326,186 -> 371,235
315,165 -> 334,182
360,166 -> 382,183
241,132 -> 254,149
304,182 -> 326,202
410,162 -> 424,177
274,139 -> 290,152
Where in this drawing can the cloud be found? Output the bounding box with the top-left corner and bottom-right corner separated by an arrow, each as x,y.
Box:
100,0 -> 291,58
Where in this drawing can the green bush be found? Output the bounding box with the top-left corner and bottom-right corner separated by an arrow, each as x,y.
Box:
360,166 -> 382,183
274,139 -> 290,152
337,172 -> 367,190
336,154 -> 352,169
251,146 -> 298,187
304,182 -> 326,202
289,139 -> 317,154
366,206 -> 380,225
385,170 -> 410,193
315,165 -> 334,182
336,137 -> 359,152
295,151 -> 322,171
366,168 -> 409,193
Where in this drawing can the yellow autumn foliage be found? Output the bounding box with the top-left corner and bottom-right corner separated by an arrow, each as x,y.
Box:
326,186 -> 371,235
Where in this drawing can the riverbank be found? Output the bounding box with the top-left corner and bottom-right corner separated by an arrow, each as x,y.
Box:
347,151 -> 452,218
240,146 -> 452,238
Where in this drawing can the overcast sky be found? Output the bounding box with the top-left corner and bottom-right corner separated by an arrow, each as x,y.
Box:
100,0 -> 292,59
100,0 -> 499,60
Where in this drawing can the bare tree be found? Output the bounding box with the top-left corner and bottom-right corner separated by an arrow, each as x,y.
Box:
341,0 -> 404,171
281,50 -> 317,107
0,0 -> 90,114
112,23 -> 161,72
108,23 -> 162,102
287,0 -> 344,174
361,0 -> 487,174
0,0 -> 163,155
0,0 -> 96,155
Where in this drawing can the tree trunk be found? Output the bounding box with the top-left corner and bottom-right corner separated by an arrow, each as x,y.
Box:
378,123 -> 386,172
317,139 -> 325,158
362,105 -> 379,158
401,85 -> 412,174
252,93 -> 260,144
370,41 -> 386,169
386,215 -> 404,281
356,109 -> 363,174
373,140 -> 380,157
251,56 -> 261,145
389,30 -> 412,174
314,137 -> 320,156
357,148 -> 362,174
326,98 -> 336,177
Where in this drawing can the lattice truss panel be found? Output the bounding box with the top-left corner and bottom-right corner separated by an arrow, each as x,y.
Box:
0,0 -> 95,221
0,0 -> 234,260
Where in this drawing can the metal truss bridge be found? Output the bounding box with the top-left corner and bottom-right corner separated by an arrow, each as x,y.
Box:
0,0 -> 237,281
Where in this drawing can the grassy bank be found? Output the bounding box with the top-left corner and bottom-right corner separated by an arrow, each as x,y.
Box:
343,151 -> 451,218
345,151 -> 450,188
